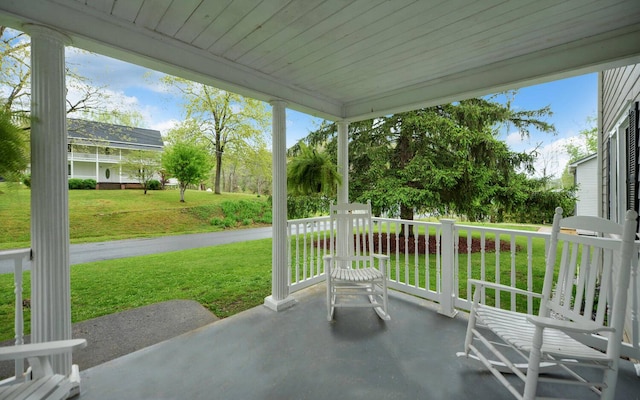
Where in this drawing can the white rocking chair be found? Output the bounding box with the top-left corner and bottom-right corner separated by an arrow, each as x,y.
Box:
458,207 -> 638,400
324,202 -> 390,321
0,339 -> 87,400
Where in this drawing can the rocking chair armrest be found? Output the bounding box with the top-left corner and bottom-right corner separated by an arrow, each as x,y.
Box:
0,339 -> 87,361
526,315 -> 615,334
468,279 -> 542,298
372,254 -> 390,261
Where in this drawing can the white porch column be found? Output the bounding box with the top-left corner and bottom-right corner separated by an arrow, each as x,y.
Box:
25,25 -> 71,375
337,120 -> 349,204
264,100 -> 296,311
336,120 -> 350,263
27,25 -> 72,375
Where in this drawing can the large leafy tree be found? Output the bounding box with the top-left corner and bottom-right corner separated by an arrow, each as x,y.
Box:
160,76 -> 269,194
305,96 -> 556,226
162,141 -> 211,202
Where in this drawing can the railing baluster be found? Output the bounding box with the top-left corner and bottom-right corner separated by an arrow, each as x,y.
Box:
414,225 -> 419,289
510,234 -> 516,311
495,231 -> 501,309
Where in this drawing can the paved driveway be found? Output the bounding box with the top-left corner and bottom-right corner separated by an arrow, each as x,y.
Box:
0,227 -> 272,274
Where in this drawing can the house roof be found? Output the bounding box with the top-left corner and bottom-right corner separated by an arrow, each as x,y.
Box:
1,1 -> 639,122
569,153 -> 597,168
67,119 -> 163,150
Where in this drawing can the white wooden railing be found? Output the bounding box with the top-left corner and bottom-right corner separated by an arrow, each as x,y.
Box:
68,152 -> 120,163
0,248 -> 30,383
288,216 -> 639,355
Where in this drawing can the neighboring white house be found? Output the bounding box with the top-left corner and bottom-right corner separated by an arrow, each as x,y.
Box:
67,119 -> 163,188
569,153 -> 598,217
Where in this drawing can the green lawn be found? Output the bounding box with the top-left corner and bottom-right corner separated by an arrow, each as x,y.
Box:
0,184 -> 269,249
0,239 -> 273,341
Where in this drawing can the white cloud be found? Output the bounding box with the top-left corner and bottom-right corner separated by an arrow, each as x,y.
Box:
150,119 -> 180,136
505,131 -> 524,147
527,136 -> 584,178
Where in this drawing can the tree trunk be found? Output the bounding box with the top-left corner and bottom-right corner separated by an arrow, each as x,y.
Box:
214,151 -> 222,194
399,203 -> 414,237
179,185 -> 186,202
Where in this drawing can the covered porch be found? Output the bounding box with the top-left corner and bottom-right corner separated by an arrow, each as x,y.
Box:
77,285 -> 640,399
1,1 -> 640,399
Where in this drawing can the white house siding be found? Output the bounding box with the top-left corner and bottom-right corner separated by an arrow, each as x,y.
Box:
599,64 -> 640,222
573,156 -> 598,217
599,64 -> 640,348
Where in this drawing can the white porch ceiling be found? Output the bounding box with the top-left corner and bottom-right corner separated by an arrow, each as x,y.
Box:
1,0 -> 639,121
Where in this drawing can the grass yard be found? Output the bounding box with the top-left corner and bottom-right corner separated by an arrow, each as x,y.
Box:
0,239 -> 273,341
0,184 -> 270,249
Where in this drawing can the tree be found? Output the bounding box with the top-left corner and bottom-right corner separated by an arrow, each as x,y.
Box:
1,26 -> 144,123
120,150 -> 161,194
162,142 -> 211,202
561,115 -> 597,187
287,142 -> 341,196
160,76 -> 270,194
304,96 -> 555,226
0,108 -> 28,181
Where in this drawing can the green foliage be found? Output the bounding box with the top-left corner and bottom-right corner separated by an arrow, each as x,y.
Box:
287,142 -> 341,196
211,200 -> 272,228
160,76 -> 270,194
120,150 -> 161,194
68,178 -> 95,190
21,174 -> 30,187
0,108 -> 28,181
162,141 -> 212,202
303,95 -> 556,223
286,194 -> 332,219
147,179 -> 161,190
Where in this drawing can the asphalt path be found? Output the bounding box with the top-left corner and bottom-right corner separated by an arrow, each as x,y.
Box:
0,227 -> 273,274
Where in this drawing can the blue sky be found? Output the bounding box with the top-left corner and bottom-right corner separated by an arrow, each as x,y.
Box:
64,47 -> 596,178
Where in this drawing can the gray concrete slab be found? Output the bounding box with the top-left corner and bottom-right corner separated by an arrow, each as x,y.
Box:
78,287 -> 640,400
0,300 -> 218,379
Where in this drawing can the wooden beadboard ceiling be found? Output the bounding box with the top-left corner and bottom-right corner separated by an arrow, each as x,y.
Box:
1,0 -> 640,121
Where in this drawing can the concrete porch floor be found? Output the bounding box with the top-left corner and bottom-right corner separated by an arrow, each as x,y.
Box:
78,285 -> 640,399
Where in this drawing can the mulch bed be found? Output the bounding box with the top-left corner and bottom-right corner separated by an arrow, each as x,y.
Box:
315,233 -> 518,254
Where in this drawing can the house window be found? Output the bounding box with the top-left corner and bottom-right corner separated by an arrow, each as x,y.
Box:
68,163 -> 71,176
67,144 -> 72,152
105,147 -> 111,155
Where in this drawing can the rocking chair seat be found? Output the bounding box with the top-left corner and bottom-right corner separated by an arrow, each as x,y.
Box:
331,266 -> 384,282
475,305 -> 612,361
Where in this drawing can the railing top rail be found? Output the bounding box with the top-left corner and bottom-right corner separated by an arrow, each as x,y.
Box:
287,216 -> 331,224
0,248 -> 30,260
454,223 -> 550,239
372,217 -> 441,227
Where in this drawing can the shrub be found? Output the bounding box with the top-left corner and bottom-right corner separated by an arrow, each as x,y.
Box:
209,200 -> 271,228
68,178 -> 84,190
148,180 -> 161,190
82,179 -> 97,189
68,178 -> 96,190
210,217 -> 224,227
22,174 -> 31,188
